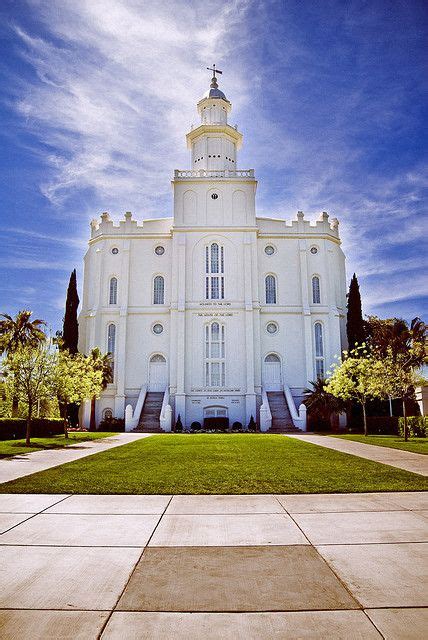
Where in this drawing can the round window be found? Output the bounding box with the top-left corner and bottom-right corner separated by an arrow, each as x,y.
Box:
265,245 -> 275,256
111,247 -> 119,255
152,323 -> 163,335
310,246 -> 318,255
266,322 -> 278,334
211,193 -> 219,200
154,246 -> 165,256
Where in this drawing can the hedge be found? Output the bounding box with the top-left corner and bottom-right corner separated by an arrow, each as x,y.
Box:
0,418 -> 64,440
398,416 -> 427,438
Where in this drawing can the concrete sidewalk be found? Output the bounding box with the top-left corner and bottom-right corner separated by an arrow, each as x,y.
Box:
0,491 -> 427,638
287,434 -> 428,476
0,433 -> 151,484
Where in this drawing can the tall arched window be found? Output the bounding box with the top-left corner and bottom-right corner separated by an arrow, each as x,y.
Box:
265,275 -> 277,304
107,323 -> 116,381
109,277 -> 118,305
205,322 -> 225,387
153,275 -> 165,304
312,276 -> 321,304
314,322 -> 324,378
205,243 -> 224,299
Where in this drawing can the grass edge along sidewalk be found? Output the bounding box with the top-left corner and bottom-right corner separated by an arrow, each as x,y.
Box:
1,434 -> 427,495
0,432 -> 115,458
333,434 -> 428,455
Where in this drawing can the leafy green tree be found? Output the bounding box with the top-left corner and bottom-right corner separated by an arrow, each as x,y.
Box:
304,378 -> 346,430
88,348 -> 113,430
53,351 -> 103,438
346,274 -> 366,352
4,345 -> 56,446
380,347 -> 426,442
0,311 -> 47,416
326,348 -> 384,436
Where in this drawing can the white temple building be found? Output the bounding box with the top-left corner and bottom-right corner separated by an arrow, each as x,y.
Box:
79,69 -> 347,432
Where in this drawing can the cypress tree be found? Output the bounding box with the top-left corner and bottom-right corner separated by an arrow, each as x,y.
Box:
62,269 -> 80,428
346,273 -> 366,351
63,269 -> 79,354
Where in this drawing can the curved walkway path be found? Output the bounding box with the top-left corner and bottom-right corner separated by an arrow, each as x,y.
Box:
0,433 -> 151,484
287,434 -> 428,476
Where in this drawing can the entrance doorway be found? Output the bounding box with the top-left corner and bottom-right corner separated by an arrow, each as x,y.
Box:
263,354 -> 282,391
203,406 -> 229,430
148,354 -> 167,392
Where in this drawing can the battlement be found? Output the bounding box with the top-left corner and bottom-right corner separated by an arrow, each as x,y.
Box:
256,210 -> 340,239
90,211 -> 173,239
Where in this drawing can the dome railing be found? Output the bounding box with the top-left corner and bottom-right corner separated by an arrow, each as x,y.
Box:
174,169 -> 255,179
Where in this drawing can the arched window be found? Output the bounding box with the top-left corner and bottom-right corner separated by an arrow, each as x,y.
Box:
265,275 -> 277,304
314,322 -> 324,378
312,276 -> 321,304
107,323 -> 116,381
153,275 -> 165,304
109,277 -> 118,305
205,322 -> 225,387
205,243 -> 224,299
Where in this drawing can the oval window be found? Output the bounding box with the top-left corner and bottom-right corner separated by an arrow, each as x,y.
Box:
152,324 -> 163,335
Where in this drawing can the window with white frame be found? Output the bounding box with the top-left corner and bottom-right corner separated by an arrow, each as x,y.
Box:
312,276 -> 321,304
265,274 -> 277,304
153,275 -> 165,304
205,243 -> 224,299
314,322 -> 324,378
107,323 -> 116,381
205,322 -> 225,387
109,277 -> 118,305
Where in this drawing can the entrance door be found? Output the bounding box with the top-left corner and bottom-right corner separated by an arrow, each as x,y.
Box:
148,354 -> 167,392
203,406 -> 229,430
263,354 -> 282,391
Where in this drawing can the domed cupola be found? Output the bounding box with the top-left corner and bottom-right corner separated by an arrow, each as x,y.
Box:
187,65 -> 243,171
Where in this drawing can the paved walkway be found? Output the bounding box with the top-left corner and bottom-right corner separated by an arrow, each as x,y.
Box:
0,492 -> 427,638
287,434 -> 428,476
0,434 -> 150,484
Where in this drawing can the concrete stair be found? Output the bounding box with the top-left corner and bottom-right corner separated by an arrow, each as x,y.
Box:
134,392 -> 163,432
267,391 -> 302,433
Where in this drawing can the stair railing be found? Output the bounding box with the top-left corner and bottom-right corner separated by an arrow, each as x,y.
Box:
159,386 -> 172,432
283,383 -> 307,431
260,389 -> 272,432
125,384 -> 147,432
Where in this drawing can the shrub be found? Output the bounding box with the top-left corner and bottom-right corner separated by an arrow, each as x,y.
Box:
398,416 -> 427,438
191,421 -> 202,431
175,414 -> 183,432
248,415 -> 257,432
0,418 -> 63,440
98,417 -> 124,432
232,421 -> 243,431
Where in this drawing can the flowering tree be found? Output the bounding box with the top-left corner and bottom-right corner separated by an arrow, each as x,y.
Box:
53,351 -> 104,437
3,345 -> 56,446
326,348 -> 384,436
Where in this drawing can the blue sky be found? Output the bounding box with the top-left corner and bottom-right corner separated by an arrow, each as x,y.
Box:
0,0 -> 427,332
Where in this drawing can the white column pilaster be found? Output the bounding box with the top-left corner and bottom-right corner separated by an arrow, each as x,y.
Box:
244,233 -> 256,424
299,238 -> 313,383
175,234 -> 186,425
115,240 -> 130,417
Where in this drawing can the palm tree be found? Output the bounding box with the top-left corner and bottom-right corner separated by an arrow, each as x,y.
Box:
88,348 -> 113,430
304,378 -> 346,431
0,310 -> 47,416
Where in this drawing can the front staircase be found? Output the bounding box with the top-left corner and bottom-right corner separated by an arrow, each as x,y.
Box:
133,392 -> 163,432
267,391 -> 302,433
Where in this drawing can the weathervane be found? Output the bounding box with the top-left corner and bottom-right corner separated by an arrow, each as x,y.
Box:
207,64 -> 222,88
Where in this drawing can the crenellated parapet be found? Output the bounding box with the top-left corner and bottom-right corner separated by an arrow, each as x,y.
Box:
90,211 -> 173,239
256,210 -> 341,240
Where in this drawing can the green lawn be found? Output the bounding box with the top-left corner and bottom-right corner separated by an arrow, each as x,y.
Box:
0,432 -> 115,459
333,434 -> 428,455
1,434 -> 427,494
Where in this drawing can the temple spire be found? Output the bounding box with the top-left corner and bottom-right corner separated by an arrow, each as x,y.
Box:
206,63 -> 223,89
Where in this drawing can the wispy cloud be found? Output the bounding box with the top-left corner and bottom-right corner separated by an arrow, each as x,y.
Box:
2,0 -> 427,325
